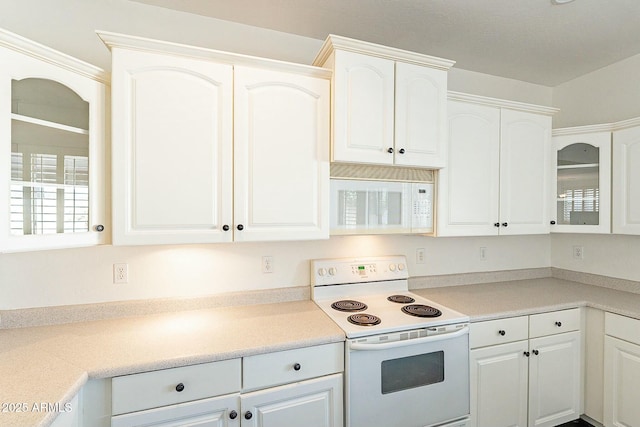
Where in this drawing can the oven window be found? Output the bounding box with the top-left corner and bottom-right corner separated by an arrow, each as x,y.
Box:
381,351 -> 444,394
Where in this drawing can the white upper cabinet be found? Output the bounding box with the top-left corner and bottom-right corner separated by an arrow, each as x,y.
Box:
499,109 -> 552,236
613,124 -> 640,235
314,35 -> 454,168
439,100 -> 501,236
331,50 -> 394,165
438,94 -> 556,236
551,131 -> 611,233
100,32 -> 330,245
233,66 -> 329,242
394,61 -> 448,167
109,47 -> 233,245
0,29 -> 107,252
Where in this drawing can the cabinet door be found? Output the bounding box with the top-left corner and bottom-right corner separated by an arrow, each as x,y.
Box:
394,62 -> 447,168
111,394 -> 240,427
332,50 -> 394,165
499,109 -> 551,235
0,45 -> 106,252
233,66 -> 329,242
240,374 -> 342,427
604,336 -> 640,427
528,331 -> 582,427
437,101 -> 500,236
470,341 -> 528,427
551,132 -> 611,233
612,126 -> 640,235
110,48 -> 233,245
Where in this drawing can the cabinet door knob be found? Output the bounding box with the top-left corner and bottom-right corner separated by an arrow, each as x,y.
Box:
555,321 -> 562,327
237,224 -> 244,231
533,349 -> 539,356
502,222 -> 508,227
244,411 -> 253,420
222,224 -> 230,231
524,351 -> 530,357
175,383 -> 185,392
550,220 -> 556,225
399,148 -> 406,154
494,222 -> 500,227
387,147 -> 394,154
94,224 -> 105,232
498,330 -> 506,336
293,363 -> 301,371
229,410 -> 238,419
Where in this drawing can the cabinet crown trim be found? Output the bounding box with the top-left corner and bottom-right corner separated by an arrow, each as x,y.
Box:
97,30 -> 332,79
313,34 -> 456,70
553,116 -> 640,136
448,91 -> 559,116
0,28 -> 109,84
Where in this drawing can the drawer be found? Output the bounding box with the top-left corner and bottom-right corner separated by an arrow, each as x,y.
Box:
111,358 -> 241,415
469,316 -> 528,349
605,312 -> 640,345
529,308 -> 580,338
243,342 -> 344,391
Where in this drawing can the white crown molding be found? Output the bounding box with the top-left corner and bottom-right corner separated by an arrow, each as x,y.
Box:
313,34 -> 456,71
448,91 -> 559,116
552,116 -> 640,136
97,31 -> 332,79
0,28 -> 109,84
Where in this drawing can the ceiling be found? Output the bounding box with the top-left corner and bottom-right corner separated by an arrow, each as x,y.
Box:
130,0 -> 640,87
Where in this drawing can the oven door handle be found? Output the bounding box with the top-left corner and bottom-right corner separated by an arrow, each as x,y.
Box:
349,326 -> 469,351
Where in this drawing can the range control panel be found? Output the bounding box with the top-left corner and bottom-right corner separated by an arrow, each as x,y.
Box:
311,255 -> 408,286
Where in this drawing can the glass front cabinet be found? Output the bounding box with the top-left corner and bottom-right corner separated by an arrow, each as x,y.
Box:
551,131 -> 611,233
0,29 -> 107,252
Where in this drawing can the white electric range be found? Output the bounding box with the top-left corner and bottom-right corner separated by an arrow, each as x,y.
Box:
311,255 -> 471,427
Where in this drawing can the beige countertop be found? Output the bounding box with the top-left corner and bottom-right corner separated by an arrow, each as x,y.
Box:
412,277 -> 640,322
4,276 -> 640,427
0,300 -> 344,427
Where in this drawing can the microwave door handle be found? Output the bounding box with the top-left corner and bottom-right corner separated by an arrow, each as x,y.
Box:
349,326 -> 469,351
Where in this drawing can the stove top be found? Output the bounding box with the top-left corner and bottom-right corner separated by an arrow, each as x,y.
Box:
311,256 -> 469,338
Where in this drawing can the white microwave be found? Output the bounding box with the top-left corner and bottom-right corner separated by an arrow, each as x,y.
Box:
330,179 -> 434,235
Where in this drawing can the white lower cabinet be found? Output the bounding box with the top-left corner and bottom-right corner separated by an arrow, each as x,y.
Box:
470,309 -> 582,427
604,313 -> 640,427
106,343 -> 344,427
240,374 -> 342,427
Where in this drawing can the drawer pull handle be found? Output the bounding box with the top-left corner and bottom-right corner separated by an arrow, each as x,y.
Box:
498,330 -> 506,336
175,383 -> 185,392
533,349 -> 539,356
229,410 -> 238,419
555,321 -> 562,327
524,351 -> 530,357
293,363 -> 301,371
245,411 -> 253,420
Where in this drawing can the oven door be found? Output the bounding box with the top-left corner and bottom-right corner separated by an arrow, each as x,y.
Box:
345,326 -> 470,427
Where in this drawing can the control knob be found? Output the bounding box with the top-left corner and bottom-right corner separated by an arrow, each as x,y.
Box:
389,264 -> 397,271
317,268 -> 327,277
328,267 -> 337,276
398,263 -> 406,271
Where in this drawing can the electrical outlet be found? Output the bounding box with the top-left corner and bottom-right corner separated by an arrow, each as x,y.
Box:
262,256 -> 274,273
113,263 -> 128,284
480,247 -> 488,261
416,248 -> 425,264
573,246 -> 584,260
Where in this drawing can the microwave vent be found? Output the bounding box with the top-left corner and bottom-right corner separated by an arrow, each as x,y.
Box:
330,163 -> 434,183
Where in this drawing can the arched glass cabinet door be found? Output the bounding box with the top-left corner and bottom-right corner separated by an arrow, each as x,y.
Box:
0,31 -> 106,252
551,132 -> 611,233
11,78 -> 91,236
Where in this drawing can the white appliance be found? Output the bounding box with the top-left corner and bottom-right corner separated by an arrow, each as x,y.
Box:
311,256 -> 470,427
330,179 -> 433,235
